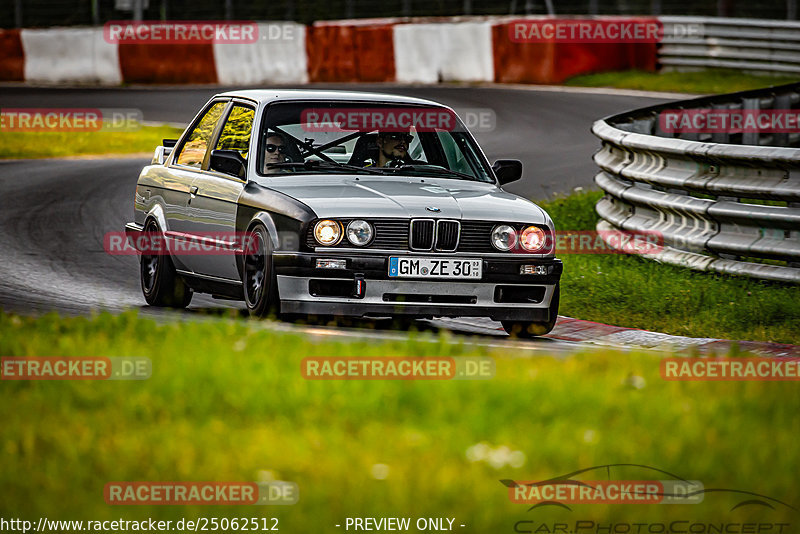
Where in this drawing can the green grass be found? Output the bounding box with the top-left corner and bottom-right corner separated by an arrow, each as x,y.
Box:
540,190 -> 800,344
0,124 -> 183,159
565,69 -> 799,94
0,311 -> 798,530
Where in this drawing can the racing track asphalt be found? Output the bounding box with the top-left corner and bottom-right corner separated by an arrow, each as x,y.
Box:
0,84 -> 678,344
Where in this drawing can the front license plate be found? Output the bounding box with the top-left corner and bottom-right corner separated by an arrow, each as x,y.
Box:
388,257 -> 482,279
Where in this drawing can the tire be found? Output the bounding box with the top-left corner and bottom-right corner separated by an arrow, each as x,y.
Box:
140,219 -> 193,308
502,284 -> 560,338
242,224 -> 278,318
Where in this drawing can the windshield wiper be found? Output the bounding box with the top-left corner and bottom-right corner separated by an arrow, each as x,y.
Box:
379,164 -> 479,181
266,160 -> 383,175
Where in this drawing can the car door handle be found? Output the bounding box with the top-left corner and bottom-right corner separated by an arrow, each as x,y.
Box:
189,186 -> 198,198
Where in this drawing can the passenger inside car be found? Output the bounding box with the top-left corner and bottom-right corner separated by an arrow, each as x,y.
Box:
348,129 -> 420,168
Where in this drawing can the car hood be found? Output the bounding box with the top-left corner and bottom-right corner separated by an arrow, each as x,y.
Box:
256,175 -> 548,224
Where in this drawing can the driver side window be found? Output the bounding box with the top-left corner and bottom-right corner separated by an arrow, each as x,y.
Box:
175,102 -> 227,168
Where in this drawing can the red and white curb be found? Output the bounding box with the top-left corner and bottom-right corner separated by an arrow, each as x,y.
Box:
548,317 -> 799,356
440,316 -> 799,356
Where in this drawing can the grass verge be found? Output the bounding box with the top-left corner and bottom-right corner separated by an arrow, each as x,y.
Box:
0,311 -> 798,530
565,69 -> 798,94
540,189 -> 800,344
0,124 -> 183,159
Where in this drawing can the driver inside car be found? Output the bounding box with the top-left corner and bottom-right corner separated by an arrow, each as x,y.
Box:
262,132 -> 295,173
262,133 -> 288,171
373,129 -> 415,168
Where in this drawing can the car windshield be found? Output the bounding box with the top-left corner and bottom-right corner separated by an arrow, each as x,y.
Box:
256,101 -> 494,183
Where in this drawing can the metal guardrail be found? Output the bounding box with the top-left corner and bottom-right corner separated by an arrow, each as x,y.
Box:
659,16 -> 800,74
592,82 -> 800,284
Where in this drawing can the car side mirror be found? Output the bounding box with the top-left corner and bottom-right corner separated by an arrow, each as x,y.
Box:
492,159 -> 522,186
209,149 -> 246,179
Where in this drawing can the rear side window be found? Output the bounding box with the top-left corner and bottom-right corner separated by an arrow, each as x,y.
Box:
175,102 -> 227,168
215,105 -> 255,160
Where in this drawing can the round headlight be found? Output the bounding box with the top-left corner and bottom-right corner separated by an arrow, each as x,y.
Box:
346,220 -> 373,246
314,220 -> 341,246
520,225 -> 546,252
491,224 -> 517,251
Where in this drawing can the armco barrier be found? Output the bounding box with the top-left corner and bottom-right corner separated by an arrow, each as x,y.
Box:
0,29 -> 24,81
592,82 -> 800,284
659,16 -> 800,75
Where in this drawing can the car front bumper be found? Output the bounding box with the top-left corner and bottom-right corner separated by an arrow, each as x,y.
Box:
273,252 -> 562,322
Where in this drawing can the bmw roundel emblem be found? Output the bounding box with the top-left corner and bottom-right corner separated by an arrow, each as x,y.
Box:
426,206 -> 441,213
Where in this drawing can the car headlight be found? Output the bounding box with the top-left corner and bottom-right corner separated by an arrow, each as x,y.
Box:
520,225 -> 547,252
314,220 -> 342,246
346,220 -> 373,246
491,224 -> 517,251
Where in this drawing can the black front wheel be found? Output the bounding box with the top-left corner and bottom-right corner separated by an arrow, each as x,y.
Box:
140,219 -> 192,308
502,284 -> 560,338
242,224 -> 278,317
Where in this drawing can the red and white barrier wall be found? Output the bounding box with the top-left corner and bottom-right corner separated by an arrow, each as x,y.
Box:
393,21 -> 495,83
22,28 -> 122,84
214,23 -> 309,85
0,17 -> 657,85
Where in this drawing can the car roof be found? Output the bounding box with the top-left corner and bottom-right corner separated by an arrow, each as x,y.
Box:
214,89 -> 448,107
